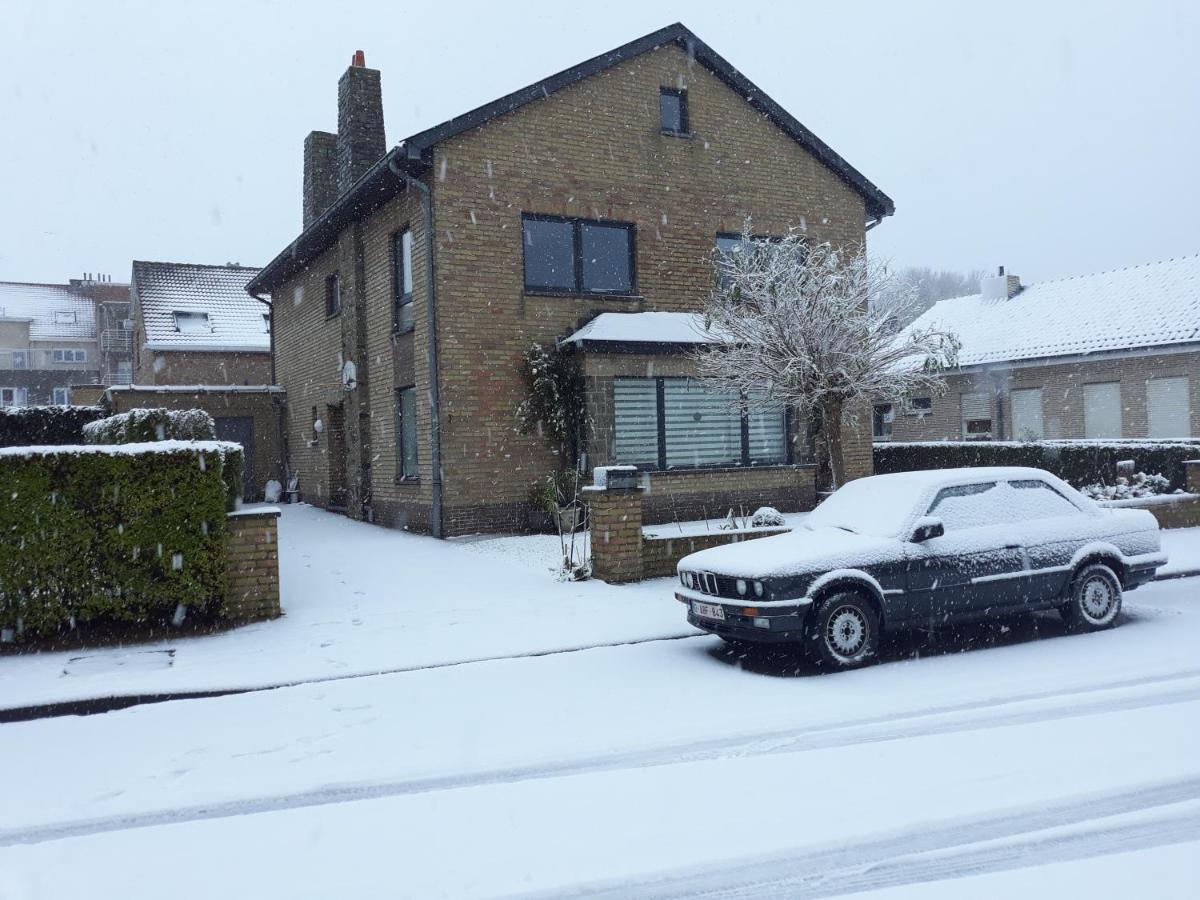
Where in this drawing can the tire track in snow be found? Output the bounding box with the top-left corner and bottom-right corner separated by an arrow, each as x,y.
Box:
542,787 -> 1200,899
3,669 -> 1200,848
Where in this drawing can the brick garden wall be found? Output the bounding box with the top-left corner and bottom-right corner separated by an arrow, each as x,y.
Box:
222,508 -> 281,621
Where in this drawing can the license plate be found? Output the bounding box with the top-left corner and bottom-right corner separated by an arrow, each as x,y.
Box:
692,600 -> 726,621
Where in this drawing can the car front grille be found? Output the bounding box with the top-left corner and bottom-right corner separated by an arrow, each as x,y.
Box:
686,571 -> 740,599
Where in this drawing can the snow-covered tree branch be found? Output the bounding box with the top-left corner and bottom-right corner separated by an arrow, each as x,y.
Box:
694,228 -> 960,488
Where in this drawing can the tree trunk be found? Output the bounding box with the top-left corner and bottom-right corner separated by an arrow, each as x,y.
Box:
820,399 -> 846,491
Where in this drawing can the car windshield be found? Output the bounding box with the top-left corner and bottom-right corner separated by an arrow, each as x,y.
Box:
804,476 -> 927,538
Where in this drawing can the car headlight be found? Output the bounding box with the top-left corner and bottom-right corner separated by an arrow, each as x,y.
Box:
753,580 -> 765,598
736,579 -> 747,596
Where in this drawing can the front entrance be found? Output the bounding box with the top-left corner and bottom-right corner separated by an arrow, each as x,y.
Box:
326,403 -> 349,511
215,416 -> 257,501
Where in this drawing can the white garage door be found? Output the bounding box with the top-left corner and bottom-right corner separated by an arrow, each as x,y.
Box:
1146,376 -> 1191,437
1010,388 -> 1044,440
1083,382 -> 1122,438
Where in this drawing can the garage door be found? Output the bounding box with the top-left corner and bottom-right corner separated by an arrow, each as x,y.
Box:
214,416 -> 256,501
1083,382 -> 1122,438
1146,377 -> 1191,437
1011,388 -> 1044,440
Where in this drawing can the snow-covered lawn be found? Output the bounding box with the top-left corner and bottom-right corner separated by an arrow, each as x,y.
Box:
0,504 -> 690,711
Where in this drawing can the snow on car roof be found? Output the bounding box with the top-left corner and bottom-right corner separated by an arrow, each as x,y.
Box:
900,254 -> 1200,366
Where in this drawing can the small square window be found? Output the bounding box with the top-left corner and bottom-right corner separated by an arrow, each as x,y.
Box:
52,387 -> 70,406
659,88 -> 688,135
907,397 -> 933,415
54,311 -> 77,325
325,273 -> 341,318
174,311 -> 211,334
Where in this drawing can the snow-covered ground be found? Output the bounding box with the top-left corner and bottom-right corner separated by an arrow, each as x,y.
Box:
1,504 -> 1197,897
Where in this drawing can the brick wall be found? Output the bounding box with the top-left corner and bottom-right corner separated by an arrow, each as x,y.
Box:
222,508 -> 281,621
586,487 -> 644,583
888,350 -> 1200,442
643,527 -> 789,579
136,350 -> 272,386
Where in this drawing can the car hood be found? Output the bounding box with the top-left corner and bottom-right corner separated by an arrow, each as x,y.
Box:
677,527 -> 901,579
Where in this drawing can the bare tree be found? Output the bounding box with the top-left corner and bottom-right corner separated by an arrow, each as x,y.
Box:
694,230 -> 960,489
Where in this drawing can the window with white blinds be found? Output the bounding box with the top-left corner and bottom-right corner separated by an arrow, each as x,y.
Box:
1146,377 -> 1191,437
1010,388 -> 1044,440
960,392 -> 992,440
1083,382 -> 1122,438
613,378 -> 660,465
612,377 -> 787,469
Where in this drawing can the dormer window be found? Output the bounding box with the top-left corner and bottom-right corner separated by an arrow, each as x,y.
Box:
174,311 -> 212,333
659,88 -> 688,135
54,311 -> 77,325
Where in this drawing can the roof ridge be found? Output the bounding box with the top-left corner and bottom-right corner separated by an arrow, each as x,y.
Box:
133,260 -> 262,272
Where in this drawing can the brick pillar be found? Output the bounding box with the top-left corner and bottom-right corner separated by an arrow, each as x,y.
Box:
1186,460 -> 1200,494
223,508 -> 282,621
586,486 -> 644,583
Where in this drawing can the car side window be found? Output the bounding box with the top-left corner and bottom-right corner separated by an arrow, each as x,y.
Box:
1006,479 -> 1082,520
927,482 -> 1000,531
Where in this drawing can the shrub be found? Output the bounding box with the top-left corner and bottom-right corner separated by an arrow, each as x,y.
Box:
0,406 -> 107,448
874,440 -> 1200,491
83,408 -> 216,444
0,441 -> 243,641
1080,472 -> 1177,501
751,506 -> 786,527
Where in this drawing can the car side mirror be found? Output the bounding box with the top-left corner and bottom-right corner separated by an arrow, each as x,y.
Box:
910,517 -> 944,543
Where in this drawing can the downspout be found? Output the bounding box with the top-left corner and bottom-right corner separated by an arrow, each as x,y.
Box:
252,289 -> 291,493
388,155 -> 444,539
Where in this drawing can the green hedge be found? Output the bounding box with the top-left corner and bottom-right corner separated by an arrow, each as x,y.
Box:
0,406 -> 107,448
874,440 -> 1200,490
0,442 -> 244,641
83,408 -> 215,444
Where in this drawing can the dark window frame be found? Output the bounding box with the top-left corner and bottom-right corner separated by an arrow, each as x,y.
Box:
614,376 -> 791,471
396,385 -> 419,482
521,213 -> 637,297
392,228 -> 414,333
873,403 -> 894,440
659,87 -> 689,135
325,272 -> 341,319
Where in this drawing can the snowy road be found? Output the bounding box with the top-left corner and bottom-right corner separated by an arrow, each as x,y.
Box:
3,572 -> 1199,897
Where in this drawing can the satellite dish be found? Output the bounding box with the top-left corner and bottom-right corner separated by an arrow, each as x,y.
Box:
342,360 -> 357,391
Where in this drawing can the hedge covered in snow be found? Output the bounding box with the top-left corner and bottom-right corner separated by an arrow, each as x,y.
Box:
0,442 -> 243,641
0,406 -> 107,448
83,408 -> 215,445
874,439 -> 1200,491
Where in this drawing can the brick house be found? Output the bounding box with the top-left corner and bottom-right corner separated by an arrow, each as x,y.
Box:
248,23 -> 893,535
880,257 -> 1200,443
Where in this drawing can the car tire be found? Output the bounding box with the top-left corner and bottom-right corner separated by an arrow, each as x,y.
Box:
805,590 -> 879,670
1061,563 -> 1123,632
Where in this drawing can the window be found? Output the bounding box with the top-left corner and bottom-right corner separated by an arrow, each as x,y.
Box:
1147,376 -> 1191,437
54,311 -> 76,325
52,387 -> 70,406
1010,388 -> 1044,440
612,377 -> 787,469
659,87 -> 688,134
393,229 -> 414,332
907,397 -> 932,416
325,272 -> 341,317
873,403 -> 894,439
11,350 -> 27,370
173,311 -> 211,334
396,387 -> 418,479
960,392 -> 992,440
714,233 -> 787,291
1083,382 -> 1122,438
52,348 -> 87,363
116,361 -> 132,382
928,482 -> 1000,530
261,312 -> 271,333
1007,480 -> 1082,520
0,387 -> 27,407
521,215 -> 635,295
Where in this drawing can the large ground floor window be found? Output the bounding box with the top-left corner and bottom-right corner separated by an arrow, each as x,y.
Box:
613,377 -> 788,469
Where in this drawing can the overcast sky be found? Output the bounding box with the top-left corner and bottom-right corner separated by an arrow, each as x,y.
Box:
2,0 -> 1197,287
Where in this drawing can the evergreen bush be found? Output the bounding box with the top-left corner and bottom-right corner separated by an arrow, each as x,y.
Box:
83,408 -> 216,444
0,406 -> 107,448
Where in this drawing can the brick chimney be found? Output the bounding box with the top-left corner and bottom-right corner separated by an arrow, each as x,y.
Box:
981,265 -> 1022,300
303,130 -> 338,228
336,50 -> 385,194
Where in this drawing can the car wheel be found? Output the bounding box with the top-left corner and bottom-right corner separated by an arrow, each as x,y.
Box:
806,591 -> 879,670
1061,563 -> 1122,632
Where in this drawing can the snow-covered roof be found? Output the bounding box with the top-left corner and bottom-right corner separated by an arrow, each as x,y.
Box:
562,312 -> 728,346
0,282 -> 97,342
903,254 -> 1200,367
132,261 -> 269,353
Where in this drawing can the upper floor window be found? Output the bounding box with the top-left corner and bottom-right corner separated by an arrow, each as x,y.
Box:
11,350 -> 28,370
522,214 -> 635,296
393,229 -> 414,332
174,311 -> 211,334
715,232 -> 788,290
54,311 -> 77,325
659,88 -> 688,135
52,348 -> 87,363
325,272 -> 341,318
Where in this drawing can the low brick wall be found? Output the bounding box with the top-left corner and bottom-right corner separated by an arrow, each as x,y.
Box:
1102,494 -> 1200,530
586,487 -> 644,583
223,507 -> 282,621
642,465 -> 817,526
642,527 -> 790,578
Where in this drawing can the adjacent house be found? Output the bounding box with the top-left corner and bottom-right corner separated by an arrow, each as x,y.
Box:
248,23 -> 894,535
0,279 -> 106,406
881,256 -> 1200,442
130,261 -> 271,386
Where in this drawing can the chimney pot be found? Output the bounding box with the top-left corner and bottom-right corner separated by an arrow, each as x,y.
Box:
352,50 -> 365,67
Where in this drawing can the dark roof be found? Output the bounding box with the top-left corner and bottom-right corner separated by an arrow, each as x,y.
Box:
248,22 -> 894,295
132,261 -> 270,352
